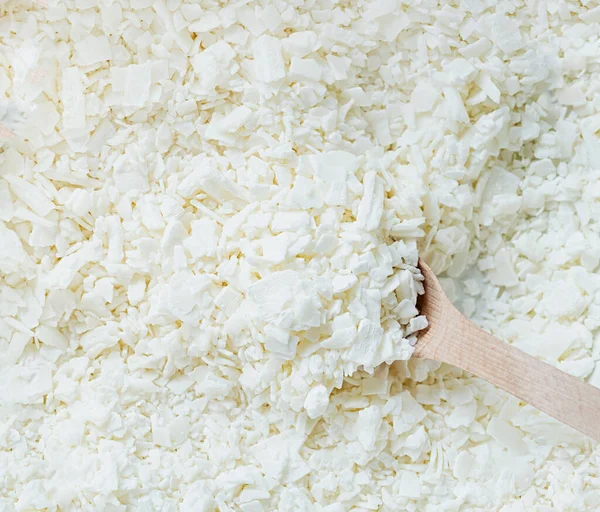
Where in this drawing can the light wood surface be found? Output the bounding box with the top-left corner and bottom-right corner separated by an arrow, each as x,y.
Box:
414,259 -> 600,441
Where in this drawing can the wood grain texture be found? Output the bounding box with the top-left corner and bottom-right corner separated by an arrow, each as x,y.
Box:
415,259 -> 600,441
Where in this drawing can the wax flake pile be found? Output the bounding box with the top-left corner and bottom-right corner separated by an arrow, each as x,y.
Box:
2,0 -> 600,510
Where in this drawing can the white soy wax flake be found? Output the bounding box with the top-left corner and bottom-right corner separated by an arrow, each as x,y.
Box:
3,0 -> 600,510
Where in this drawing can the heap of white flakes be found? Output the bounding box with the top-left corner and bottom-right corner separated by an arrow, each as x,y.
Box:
2,0 -> 600,510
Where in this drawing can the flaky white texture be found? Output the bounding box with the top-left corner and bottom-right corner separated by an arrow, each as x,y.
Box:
2,0 -> 600,511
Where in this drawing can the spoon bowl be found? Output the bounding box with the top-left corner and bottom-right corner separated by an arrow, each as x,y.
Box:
414,259 -> 600,441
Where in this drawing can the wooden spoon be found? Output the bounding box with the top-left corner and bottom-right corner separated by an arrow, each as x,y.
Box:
415,259 -> 600,441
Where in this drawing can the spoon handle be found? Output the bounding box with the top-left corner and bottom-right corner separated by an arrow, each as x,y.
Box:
424,311 -> 600,440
